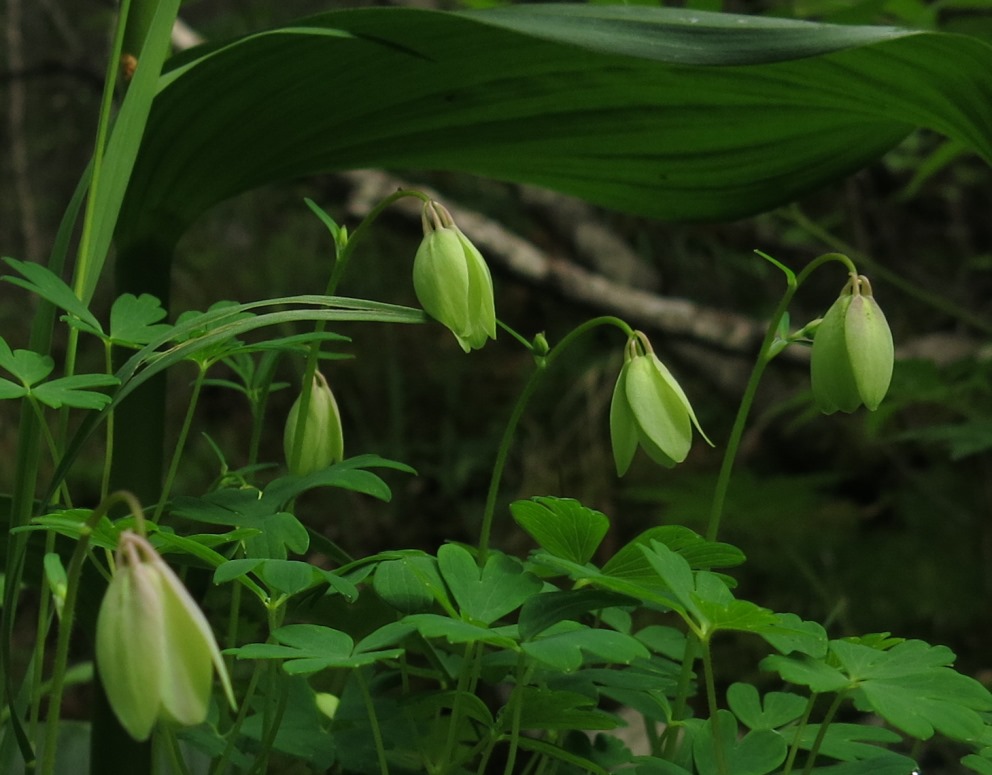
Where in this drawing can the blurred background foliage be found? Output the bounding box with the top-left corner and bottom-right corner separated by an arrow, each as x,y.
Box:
2,0 -> 991,725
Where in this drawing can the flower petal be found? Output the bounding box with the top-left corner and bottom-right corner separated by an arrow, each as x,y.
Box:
610,361 -> 639,476
625,354 -> 692,464
96,541 -> 166,741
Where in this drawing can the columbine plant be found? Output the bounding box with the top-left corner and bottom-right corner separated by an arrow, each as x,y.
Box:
97,529 -> 236,741
0,7 -> 986,768
810,273 -> 894,413
412,199 -> 497,352
284,370 -> 344,475
610,330 -> 713,474
6,159 -> 990,775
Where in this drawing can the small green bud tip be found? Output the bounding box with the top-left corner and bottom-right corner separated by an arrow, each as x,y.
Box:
610,332 -> 712,476
810,274 -> 894,415
284,371 -> 344,476
96,531 -> 235,741
413,201 -> 496,352
532,332 -> 550,358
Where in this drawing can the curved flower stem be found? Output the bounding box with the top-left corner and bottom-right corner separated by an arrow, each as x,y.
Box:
40,490 -> 144,775
705,252 -> 855,543
478,316 -> 634,561
288,189 -> 431,476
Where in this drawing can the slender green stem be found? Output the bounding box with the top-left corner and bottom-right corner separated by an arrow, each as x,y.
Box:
782,693 -> 818,775
501,654 -> 531,775
27,396 -> 72,508
328,189 -> 431,296
71,0 -> 130,299
700,637 -> 728,775
101,342 -> 115,500
246,356 -> 279,469
801,691 -> 847,775
356,670 -> 390,775
441,642 -> 477,772
152,365 -> 207,522
29,534 -> 58,738
40,491 -> 143,775
478,316 -> 633,561
705,252 -> 855,542
661,637 -> 697,759
210,659 -> 265,775
1,168 -> 90,758
247,669 -> 288,775
159,725 -> 192,775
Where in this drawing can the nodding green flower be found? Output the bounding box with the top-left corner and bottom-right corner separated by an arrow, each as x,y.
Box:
284,371 -> 344,475
810,274 -> 893,414
96,531 -> 235,741
413,200 -> 496,352
610,332 -> 711,476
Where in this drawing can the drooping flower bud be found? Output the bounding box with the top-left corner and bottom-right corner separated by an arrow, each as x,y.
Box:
412,201 -> 496,352
810,274 -> 893,414
284,371 -> 344,475
610,332 -> 712,476
96,531 -> 235,741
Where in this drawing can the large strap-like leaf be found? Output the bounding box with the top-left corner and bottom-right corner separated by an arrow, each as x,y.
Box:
116,4 -> 992,251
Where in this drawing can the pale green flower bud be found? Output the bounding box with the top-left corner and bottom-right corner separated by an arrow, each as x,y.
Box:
610,332 -> 712,476
284,371 -> 344,475
413,201 -> 496,352
810,274 -> 893,414
96,531 -> 235,741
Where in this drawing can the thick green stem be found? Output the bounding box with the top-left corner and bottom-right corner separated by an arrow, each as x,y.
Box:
478,316 -> 633,561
